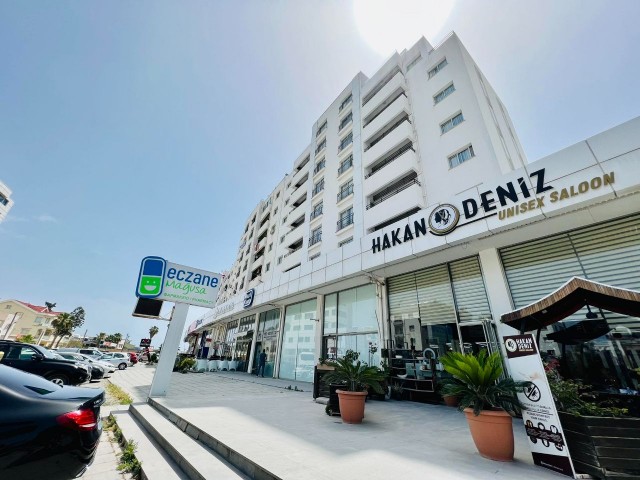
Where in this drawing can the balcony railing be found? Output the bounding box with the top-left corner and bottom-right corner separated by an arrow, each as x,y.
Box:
338,156 -> 353,175
339,94 -> 352,112
315,141 -> 326,155
365,143 -> 414,179
312,182 -> 324,196
310,205 -> 323,220
338,133 -> 353,153
308,232 -> 322,246
316,122 -> 327,137
337,184 -> 354,202
336,212 -> 354,231
365,116 -> 410,152
313,160 -> 325,175
366,177 -> 421,210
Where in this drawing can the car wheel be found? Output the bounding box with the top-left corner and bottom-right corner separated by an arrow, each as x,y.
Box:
47,374 -> 69,385
118,363 -> 127,370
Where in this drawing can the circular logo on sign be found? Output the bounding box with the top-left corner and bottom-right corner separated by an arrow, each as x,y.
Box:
428,204 -> 460,235
505,338 -> 518,352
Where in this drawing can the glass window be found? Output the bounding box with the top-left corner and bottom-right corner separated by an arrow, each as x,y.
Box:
434,83 -> 455,104
448,145 -> 475,168
337,285 -> 377,334
428,58 -> 448,78
279,299 -> 317,382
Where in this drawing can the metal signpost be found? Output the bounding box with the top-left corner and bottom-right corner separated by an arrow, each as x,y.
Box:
135,256 -> 221,397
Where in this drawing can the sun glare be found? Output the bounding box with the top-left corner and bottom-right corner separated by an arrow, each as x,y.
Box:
354,0 -> 455,56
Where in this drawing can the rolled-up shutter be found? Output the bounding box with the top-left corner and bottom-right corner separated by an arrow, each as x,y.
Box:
449,257 -> 493,323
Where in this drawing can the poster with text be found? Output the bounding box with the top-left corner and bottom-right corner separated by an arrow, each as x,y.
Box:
503,334 -> 575,477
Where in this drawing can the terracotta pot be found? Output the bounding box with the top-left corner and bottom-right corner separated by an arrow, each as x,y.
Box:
336,390 -> 368,424
443,395 -> 460,407
463,408 -> 514,461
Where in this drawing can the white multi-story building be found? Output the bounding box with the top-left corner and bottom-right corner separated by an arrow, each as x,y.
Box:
188,33 -> 640,396
0,180 -> 14,223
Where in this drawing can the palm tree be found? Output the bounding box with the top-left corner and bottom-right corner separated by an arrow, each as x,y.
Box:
149,326 -> 159,342
51,313 -> 74,348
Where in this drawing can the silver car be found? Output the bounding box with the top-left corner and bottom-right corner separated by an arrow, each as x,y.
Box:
78,354 -> 116,374
99,352 -> 132,370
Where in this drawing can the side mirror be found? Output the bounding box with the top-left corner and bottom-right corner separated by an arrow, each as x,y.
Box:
31,354 -> 44,361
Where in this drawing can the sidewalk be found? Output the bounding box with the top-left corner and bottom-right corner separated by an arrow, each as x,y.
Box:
111,365 -> 565,480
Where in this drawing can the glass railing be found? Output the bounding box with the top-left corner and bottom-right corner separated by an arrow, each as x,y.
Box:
309,232 -> 322,246
338,157 -> 353,175
336,213 -> 354,231
337,184 -> 354,202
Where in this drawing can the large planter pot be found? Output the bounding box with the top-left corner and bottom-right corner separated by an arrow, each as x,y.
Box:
464,408 -> 514,461
207,360 -> 219,371
219,360 -> 229,371
559,411 -> 640,479
337,390 -> 368,424
228,360 -> 238,371
443,395 -> 460,407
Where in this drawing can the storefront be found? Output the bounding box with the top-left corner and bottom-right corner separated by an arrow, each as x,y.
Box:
279,299 -> 317,382
253,308 -> 280,377
234,314 -> 256,372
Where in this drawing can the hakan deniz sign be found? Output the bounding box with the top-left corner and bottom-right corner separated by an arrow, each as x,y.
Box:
371,167 -> 615,254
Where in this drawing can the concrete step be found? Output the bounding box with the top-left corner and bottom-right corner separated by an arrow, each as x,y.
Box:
148,398 -> 281,480
130,403 -> 249,480
112,408 -> 187,480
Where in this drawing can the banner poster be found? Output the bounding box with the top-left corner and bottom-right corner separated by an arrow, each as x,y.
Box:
503,334 -> 576,478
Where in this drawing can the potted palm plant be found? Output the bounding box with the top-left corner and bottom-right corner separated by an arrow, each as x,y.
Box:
440,350 -> 529,462
323,351 -> 386,424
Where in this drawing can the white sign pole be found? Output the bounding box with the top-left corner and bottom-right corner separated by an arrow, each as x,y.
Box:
149,302 -> 190,397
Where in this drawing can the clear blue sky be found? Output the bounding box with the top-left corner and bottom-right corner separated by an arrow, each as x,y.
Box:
1,1 -> 638,347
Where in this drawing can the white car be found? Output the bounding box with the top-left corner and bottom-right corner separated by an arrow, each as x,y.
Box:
99,352 -> 132,370
78,353 -> 116,375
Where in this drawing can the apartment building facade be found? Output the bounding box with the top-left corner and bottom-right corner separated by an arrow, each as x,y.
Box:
188,33 -> 640,396
0,300 -> 68,346
0,180 -> 14,223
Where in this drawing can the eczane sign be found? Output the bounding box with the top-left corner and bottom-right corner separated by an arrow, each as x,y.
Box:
136,256 -> 221,308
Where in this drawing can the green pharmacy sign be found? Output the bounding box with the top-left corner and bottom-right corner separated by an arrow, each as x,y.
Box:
136,256 -> 221,308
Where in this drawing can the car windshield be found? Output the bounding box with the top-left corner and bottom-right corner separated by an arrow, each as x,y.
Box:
36,346 -> 58,359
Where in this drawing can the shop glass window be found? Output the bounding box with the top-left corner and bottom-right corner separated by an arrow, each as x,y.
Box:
279,299 -> 317,382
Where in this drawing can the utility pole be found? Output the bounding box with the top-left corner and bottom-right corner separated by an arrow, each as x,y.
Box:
1,312 -> 22,340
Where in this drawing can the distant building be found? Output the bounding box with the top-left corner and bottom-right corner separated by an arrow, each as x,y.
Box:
0,180 -> 13,223
0,300 -> 69,347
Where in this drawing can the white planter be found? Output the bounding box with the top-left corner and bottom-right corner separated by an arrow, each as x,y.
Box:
220,360 -> 229,371
207,360 -> 219,371
195,359 -> 208,372
228,360 -> 238,371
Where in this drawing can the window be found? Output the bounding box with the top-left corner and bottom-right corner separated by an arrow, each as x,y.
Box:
339,112 -> 352,131
265,263 -> 270,272
4,305 -> 11,309
276,192 -> 280,199
338,154 -> 353,175
316,120 -> 327,137
285,198 -> 289,206
315,138 -> 326,155
273,207 -> 278,215
448,145 -> 475,168
440,112 -> 464,134
338,132 -> 353,152
428,58 -> 448,78
310,201 -> 323,220
270,225 -> 276,234
278,256 -> 283,265
309,253 -> 320,261
337,207 -> 354,231
309,227 -> 322,246
280,235 -> 285,244
0,195 -> 8,206
339,93 -> 352,112
434,83 -> 455,104
312,178 -> 325,196
339,237 -> 353,247
282,216 -> 287,224
313,158 -> 325,175
34,317 -> 44,325
337,180 -> 354,202
268,243 -> 273,252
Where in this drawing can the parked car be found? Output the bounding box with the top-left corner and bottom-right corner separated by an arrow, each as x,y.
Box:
78,354 -> 116,375
57,352 -> 105,381
128,352 -> 138,365
98,352 -> 132,370
0,364 -> 104,479
0,341 -> 90,385
58,347 -> 105,360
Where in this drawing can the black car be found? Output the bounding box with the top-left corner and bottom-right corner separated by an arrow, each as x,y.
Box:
0,341 -> 90,385
0,364 -> 104,479
56,352 -> 105,381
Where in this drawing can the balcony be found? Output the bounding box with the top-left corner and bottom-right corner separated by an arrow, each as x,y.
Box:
312,181 -> 324,198
288,201 -> 307,225
364,147 -> 418,197
280,247 -> 302,272
362,70 -> 406,119
291,165 -> 309,189
336,212 -> 354,232
363,94 -> 410,144
337,155 -> 353,177
364,181 -> 424,232
308,232 -> 322,247
337,183 -> 354,203
285,223 -> 303,245
313,159 -> 325,177
310,204 -> 323,222
363,119 -> 414,169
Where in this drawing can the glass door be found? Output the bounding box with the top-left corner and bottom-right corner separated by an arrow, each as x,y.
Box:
459,321 -> 497,355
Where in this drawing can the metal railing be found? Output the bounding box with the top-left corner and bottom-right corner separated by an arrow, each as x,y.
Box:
310,205 -> 323,220
337,184 -> 354,202
338,156 -> 353,175
338,133 -> 353,153
308,232 -> 322,246
366,177 -> 421,210
365,116 -> 410,152
365,143 -> 414,179
313,160 -> 325,175
339,94 -> 352,112
312,182 -> 324,196
336,212 -> 354,231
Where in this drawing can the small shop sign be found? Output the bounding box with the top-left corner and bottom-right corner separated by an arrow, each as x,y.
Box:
503,334 -> 575,477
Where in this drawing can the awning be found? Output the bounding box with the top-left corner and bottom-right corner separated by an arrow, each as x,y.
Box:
500,277 -> 640,332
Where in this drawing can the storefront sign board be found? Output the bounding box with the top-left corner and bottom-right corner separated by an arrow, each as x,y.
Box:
503,334 -> 575,478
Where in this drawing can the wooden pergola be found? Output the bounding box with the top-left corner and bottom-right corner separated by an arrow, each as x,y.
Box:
500,276 -> 640,333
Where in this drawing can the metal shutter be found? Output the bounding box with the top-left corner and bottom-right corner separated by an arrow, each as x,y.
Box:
388,273 -> 419,321
415,264 -> 457,324
449,256 -> 493,323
